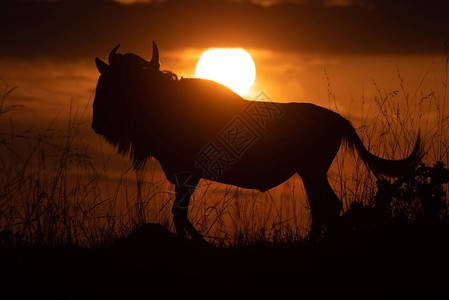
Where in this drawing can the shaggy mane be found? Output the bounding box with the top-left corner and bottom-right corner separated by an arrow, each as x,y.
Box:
113,67 -> 181,170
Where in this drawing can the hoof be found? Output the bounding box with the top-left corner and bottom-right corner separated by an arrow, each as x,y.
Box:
173,214 -> 207,244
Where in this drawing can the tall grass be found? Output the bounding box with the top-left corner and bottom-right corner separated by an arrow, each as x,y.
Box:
329,51 -> 449,213
0,54 -> 448,248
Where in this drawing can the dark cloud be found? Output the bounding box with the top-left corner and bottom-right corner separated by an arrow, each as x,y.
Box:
0,0 -> 447,60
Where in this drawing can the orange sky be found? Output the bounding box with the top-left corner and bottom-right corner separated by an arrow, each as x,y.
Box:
1,0 -> 447,172
1,50 -> 445,122
1,0 -> 447,119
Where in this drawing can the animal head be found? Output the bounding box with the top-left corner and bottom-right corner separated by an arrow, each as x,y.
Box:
92,42 -> 163,167
92,41 -> 159,132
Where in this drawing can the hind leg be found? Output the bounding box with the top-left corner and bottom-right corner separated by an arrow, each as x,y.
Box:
301,172 -> 342,239
298,127 -> 344,239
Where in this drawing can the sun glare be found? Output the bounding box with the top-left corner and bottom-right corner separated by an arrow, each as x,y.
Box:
195,48 -> 256,97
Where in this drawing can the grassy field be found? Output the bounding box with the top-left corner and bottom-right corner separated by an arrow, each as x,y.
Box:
1,56 -> 449,298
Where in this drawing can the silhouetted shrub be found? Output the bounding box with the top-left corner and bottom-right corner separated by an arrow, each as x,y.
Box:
336,162 -> 449,234
377,162 -> 449,224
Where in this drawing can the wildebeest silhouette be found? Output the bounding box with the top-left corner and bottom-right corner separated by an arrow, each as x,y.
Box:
93,42 -> 423,241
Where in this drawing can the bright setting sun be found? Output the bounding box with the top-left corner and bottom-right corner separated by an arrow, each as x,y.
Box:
195,48 -> 256,96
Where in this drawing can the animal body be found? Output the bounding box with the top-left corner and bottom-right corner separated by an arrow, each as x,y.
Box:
93,42 -> 423,240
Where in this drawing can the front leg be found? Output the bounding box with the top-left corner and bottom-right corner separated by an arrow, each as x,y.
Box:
173,212 -> 206,243
171,173 -> 205,242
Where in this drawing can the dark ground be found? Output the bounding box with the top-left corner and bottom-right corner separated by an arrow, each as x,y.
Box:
2,223 -> 449,299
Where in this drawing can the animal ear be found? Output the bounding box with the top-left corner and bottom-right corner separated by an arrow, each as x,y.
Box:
95,58 -> 109,74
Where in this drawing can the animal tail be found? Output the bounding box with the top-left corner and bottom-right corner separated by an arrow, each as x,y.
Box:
340,118 -> 424,179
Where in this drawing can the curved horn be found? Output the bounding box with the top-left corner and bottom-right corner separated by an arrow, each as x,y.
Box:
109,44 -> 120,64
150,41 -> 159,64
